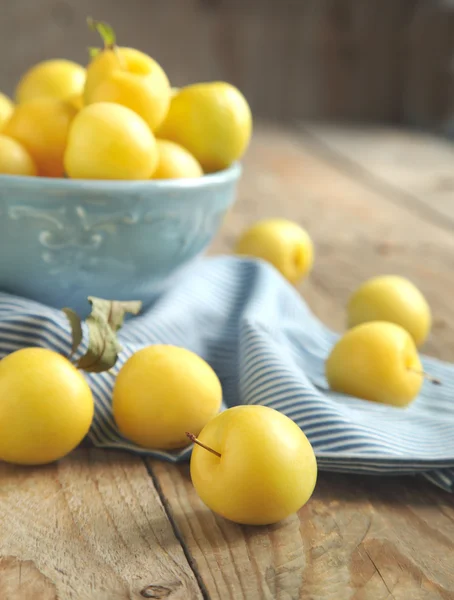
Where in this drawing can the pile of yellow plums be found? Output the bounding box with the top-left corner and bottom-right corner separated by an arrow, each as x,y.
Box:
235,218 -> 436,408
0,19 -> 439,529
0,223 -> 437,529
0,338 -> 317,527
0,20 -> 252,180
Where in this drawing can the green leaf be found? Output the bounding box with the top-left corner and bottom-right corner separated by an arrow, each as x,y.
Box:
63,297 -> 142,373
88,46 -> 101,59
87,17 -> 117,49
76,317 -> 121,373
63,308 -> 83,356
103,299 -> 143,332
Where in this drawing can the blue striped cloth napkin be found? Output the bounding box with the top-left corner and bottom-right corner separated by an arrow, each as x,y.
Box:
1,256 -> 453,491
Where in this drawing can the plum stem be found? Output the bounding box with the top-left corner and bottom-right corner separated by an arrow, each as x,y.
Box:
186,432 -> 221,458
408,368 -> 442,385
87,17 -> 117,49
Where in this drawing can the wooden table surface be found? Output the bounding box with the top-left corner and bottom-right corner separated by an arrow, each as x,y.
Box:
1,124 -> 454,600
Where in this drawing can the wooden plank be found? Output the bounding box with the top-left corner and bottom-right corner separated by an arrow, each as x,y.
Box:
1,0 -> 453,126
211,123 -> 454,361
1,124 -> 453,600
144,124 -> 454,598
148,461 -> 454,600
403,0 -> 454,131
0,449 -> 203,600
301,123 -> 454,226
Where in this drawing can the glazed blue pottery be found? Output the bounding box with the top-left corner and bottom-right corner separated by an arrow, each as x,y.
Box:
0,164 -> 241,314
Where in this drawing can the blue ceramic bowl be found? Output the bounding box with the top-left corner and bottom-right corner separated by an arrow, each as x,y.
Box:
0,163 -> 241,314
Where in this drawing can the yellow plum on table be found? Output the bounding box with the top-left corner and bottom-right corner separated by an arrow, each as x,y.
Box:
113,345 -> 222,450
235,218 -> 314,285
325,321 -> 430,407
189,405 -> 317,526
0,348 -> 94,465
347,275 -> 432,347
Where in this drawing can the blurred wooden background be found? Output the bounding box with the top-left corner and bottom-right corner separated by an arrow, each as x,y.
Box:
1,0 -> 453,132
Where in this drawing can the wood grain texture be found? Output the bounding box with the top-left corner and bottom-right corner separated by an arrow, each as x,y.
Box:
1,124 -> 454,599
147,123 -> 454,599
301,123 -> 454,226
0,0 -> 452,126
210,123 -> 454,361
403,0 -> 454,130
0,449 -> 202,600
148,461 -> 454,600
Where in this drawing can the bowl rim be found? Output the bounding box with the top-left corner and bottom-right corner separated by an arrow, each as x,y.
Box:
0,161 -> 242,191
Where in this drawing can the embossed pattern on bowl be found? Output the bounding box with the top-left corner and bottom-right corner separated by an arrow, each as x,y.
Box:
0,163 -> 241,313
